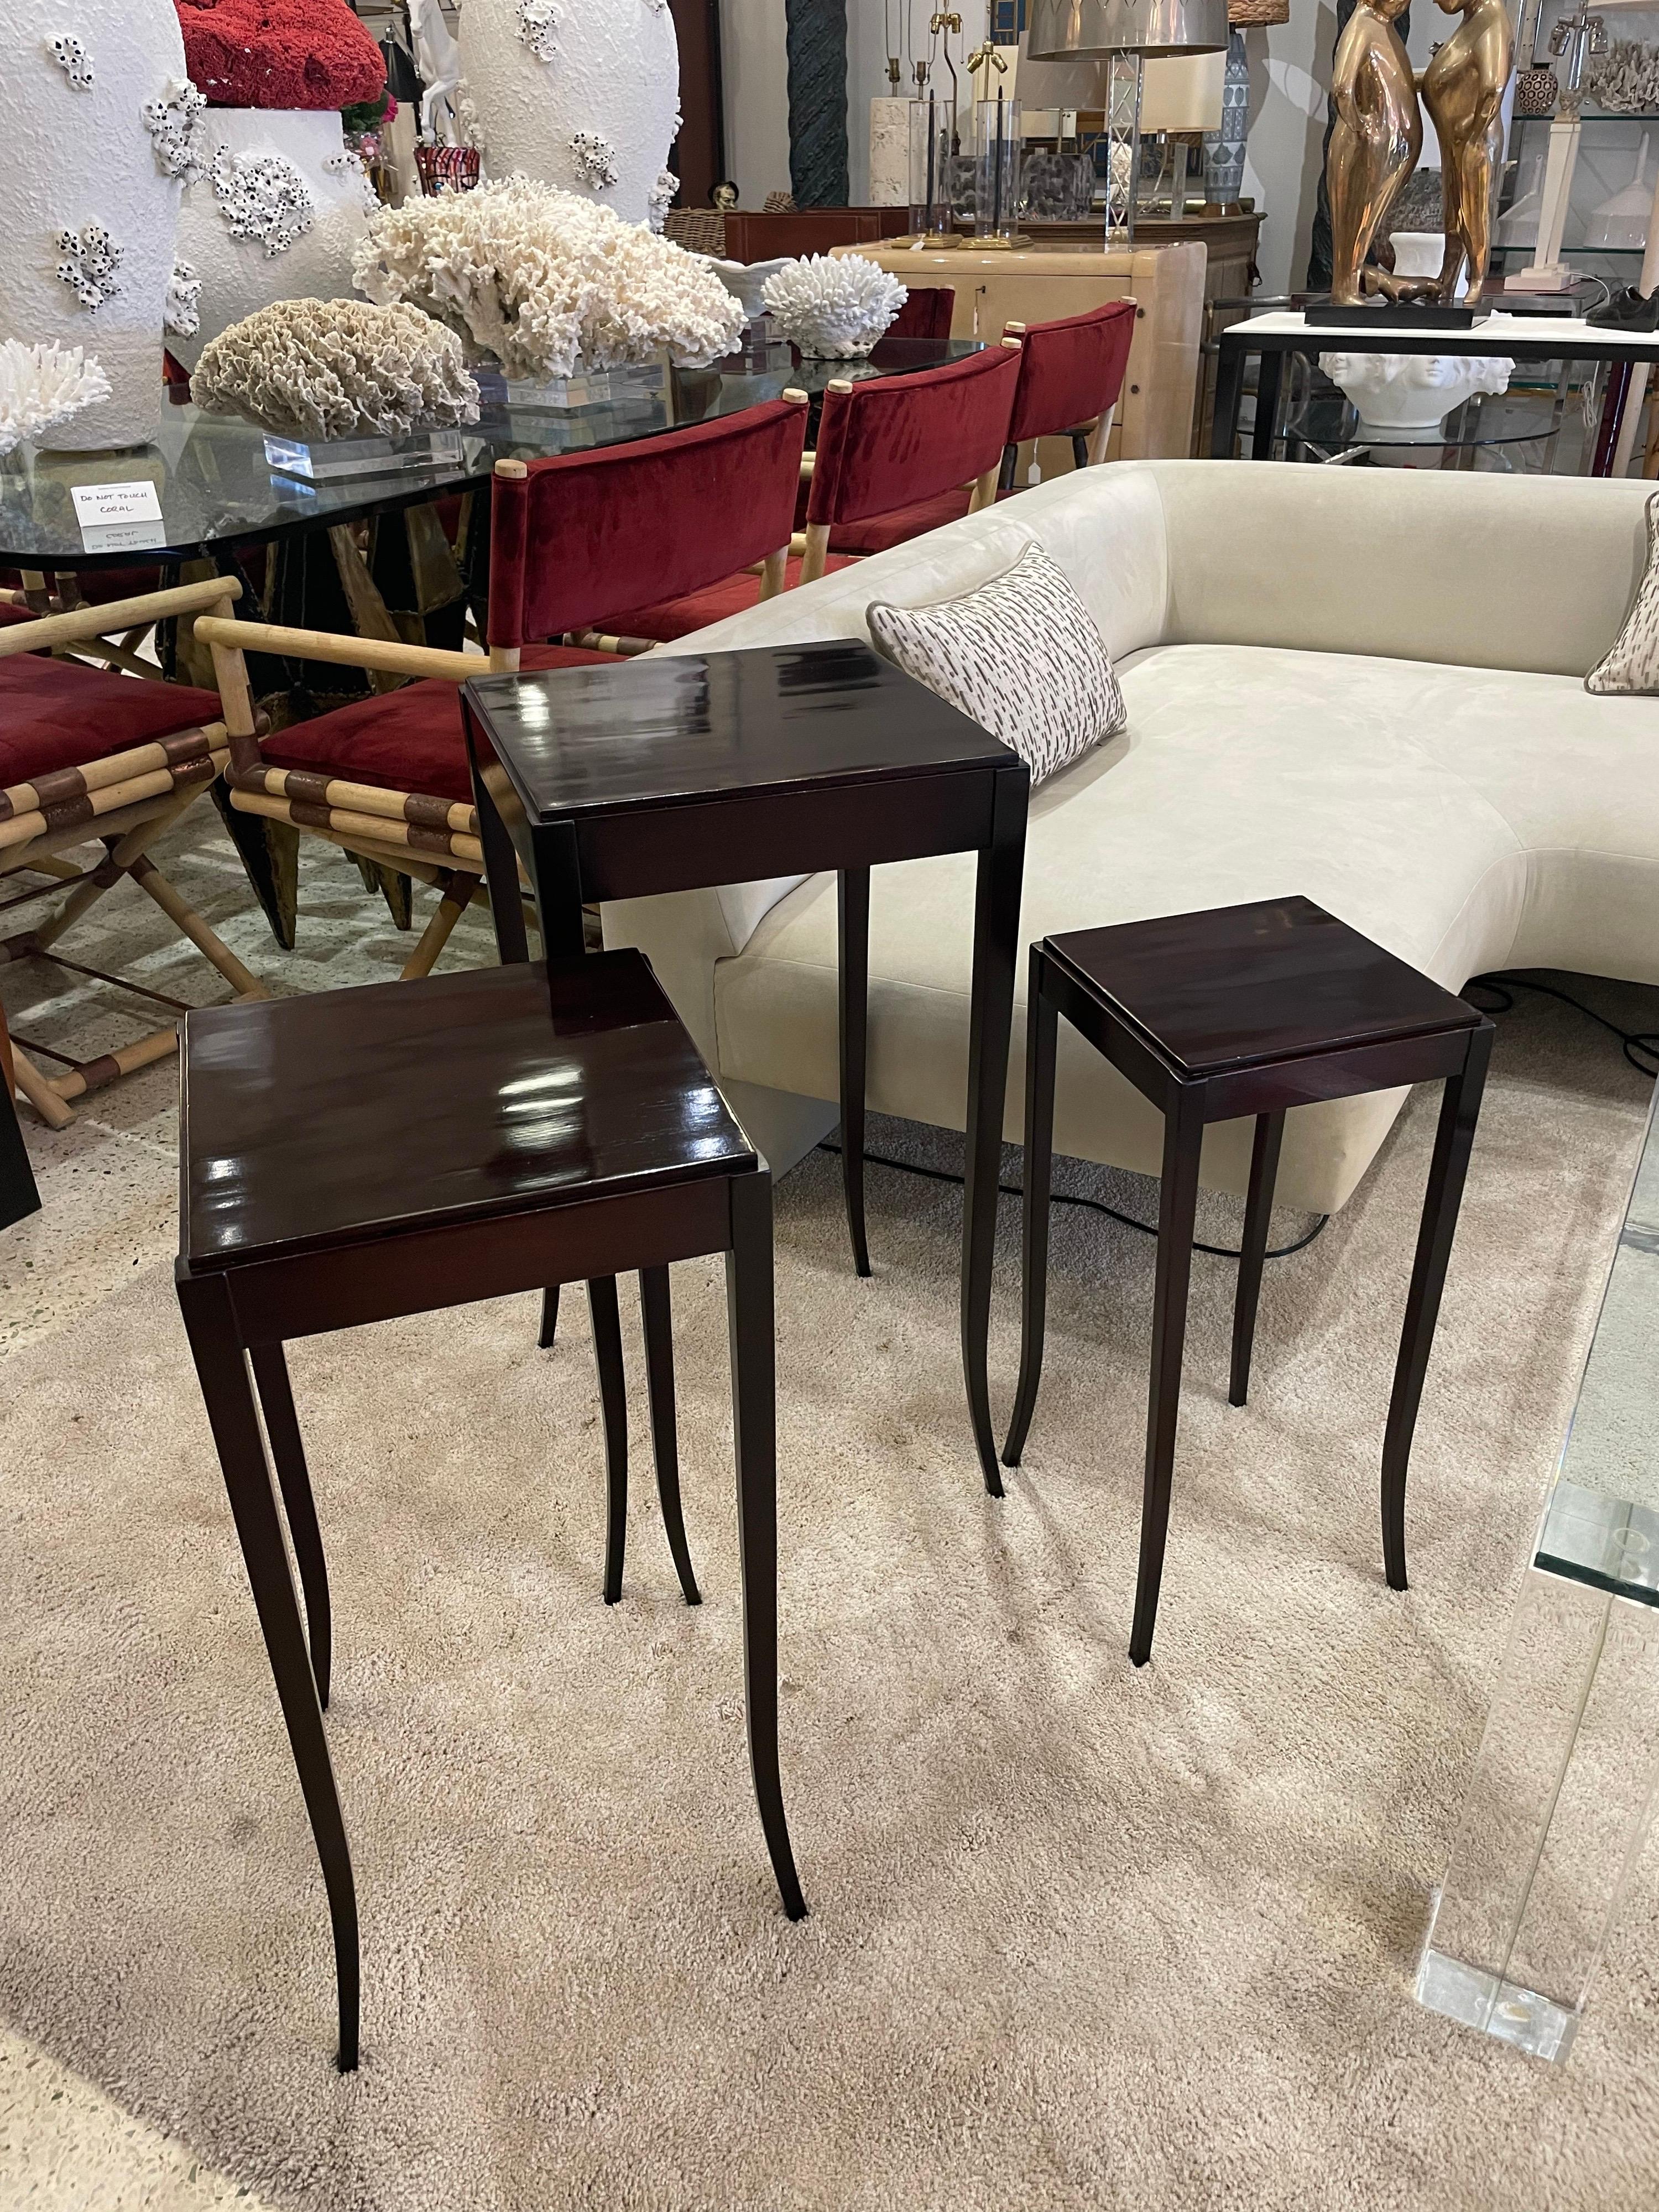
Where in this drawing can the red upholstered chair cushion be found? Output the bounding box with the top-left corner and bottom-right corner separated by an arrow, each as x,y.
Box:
489,400 -> 808,650
259,645 -> 613,805
0,603 -> 36,628
0,656 -> 222,789
828,487 -> 972,555
883,288 -> 954,341
806,343 -> 1021,530
1006,300 -> 1136,446
175,0 -> 387,107
606,554 -> 864,644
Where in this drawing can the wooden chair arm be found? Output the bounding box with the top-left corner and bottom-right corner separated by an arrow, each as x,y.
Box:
192,614 -> 500,686
0,575 -> 243,661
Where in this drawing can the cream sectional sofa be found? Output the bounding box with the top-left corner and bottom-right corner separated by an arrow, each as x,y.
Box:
603,461 -> 1659,1215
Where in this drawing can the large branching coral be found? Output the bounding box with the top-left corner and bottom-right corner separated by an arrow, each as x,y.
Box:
351,175 -> 745,380
760,254 -> 907,358
192,298 -> 481,439
0,341 -> 112,457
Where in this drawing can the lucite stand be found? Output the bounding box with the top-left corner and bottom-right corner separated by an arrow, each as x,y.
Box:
1417,1085 -> 1659,2061
263,428 -> 467,482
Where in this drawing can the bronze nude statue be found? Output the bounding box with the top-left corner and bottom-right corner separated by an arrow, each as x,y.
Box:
1422,0 -> 1516,301
1327,0 -> 1425,305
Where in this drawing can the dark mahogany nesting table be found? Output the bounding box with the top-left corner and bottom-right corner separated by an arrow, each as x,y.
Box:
461,643 -> 1030,1489
1001,896 -> 1493,1665
176,952 -> 805,2069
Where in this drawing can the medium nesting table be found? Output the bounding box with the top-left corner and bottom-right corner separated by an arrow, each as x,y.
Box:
1001,896 -> 1493,1665
461,643 -> 1030,1491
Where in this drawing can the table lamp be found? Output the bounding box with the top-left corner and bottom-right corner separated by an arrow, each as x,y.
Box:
1026,0 -> 1228,244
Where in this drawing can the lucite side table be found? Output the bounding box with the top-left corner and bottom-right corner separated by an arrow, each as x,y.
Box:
1417,1081 -> 1659,2063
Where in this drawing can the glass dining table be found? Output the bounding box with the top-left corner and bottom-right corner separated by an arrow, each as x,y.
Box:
0,336 -> 985,575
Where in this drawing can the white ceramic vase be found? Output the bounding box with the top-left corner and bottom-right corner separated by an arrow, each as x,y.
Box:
170,109 -> 375,368
457,0 -> 680,229
0,0 -> 186,450
1318,348 -> 1516,437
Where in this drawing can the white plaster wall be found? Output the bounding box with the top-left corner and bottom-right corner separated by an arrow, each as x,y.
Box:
0,0 -> 186,448
171,111 -> 374,367
460,0 -> 680,225
719,0 -> 790,205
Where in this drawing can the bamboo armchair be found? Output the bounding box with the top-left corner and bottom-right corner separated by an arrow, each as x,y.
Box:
1,576 -> 265,1127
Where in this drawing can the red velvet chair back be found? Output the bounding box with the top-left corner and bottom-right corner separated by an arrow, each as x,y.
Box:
488,397 -> 809,649
1006,300 -> 1137,446
805,342 -> 1021,530
884,287 -> 955,342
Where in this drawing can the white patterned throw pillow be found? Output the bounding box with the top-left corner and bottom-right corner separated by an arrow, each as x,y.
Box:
1588,491 -> 1659,693
864,542 -> 1126,784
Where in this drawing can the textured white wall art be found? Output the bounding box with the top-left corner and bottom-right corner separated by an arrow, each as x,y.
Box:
354,176 -> 744,378
0,337 -> 111,455
0,0 -> 187,448
170,109 -> 375,368
760,254 -> 907,358
165,258 -> 201,338
192,299 -> 481,439
457,0 -> 680,226
144,76 -> 211,183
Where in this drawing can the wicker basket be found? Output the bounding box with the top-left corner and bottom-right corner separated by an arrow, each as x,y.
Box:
1229,0 -> 1289,24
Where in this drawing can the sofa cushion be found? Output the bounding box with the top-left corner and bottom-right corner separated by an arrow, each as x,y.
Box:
1587,487 -> 1659,695
697,643 -> 1659,1214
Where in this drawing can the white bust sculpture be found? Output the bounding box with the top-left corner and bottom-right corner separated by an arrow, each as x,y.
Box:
1317,349 -> 1516,436
457,0 -> 681,229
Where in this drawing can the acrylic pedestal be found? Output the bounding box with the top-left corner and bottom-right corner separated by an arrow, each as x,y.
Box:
1417,1084 -> 1659,2061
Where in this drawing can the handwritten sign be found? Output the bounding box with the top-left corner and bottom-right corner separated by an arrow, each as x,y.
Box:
70,479 -> 166,556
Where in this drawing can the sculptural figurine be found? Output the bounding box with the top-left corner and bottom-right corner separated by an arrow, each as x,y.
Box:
1327,0 -> 1423,305
1422,0 -> 1516,301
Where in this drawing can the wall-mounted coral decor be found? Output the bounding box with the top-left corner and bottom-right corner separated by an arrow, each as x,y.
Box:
172,0 -> 385,109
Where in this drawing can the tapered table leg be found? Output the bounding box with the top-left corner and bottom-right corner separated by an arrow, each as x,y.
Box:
962,769 -> 1029,1496
837,867 -> 872,1279
1002,953 -> 1057,1469
1251,349 -> 1286,461
1212,336 -> 1246,458
1381,1021 -> 1494,1591
1129,1084 -> 1206,1668
177,1267 -> 359,2073
640,1266 -> 700,1605
250,1341 -> 332,1708
588,1277 -> 629,1604
1229,1109 -> 1285,1410
726,1169 -> 806,1921
539,1285 -> 559,1349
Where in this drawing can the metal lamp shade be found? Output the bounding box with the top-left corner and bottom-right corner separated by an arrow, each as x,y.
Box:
1026,0 -> 1228,58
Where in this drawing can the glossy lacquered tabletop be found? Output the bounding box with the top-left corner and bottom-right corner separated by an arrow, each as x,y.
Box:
180,953 -> 754,1270
0,338 -> 984,570
1047,896 -> 1481,1079
465,643 -> 1016,824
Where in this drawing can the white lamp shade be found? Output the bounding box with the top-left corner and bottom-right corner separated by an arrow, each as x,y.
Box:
1139,50 -> 1226,131
1025,0 -> 1229,59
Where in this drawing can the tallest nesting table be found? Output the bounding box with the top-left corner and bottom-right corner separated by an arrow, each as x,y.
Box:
461,643 -> 1030,1488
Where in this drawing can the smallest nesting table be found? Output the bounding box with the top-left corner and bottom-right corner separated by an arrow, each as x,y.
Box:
1001,896 -> 1493,1666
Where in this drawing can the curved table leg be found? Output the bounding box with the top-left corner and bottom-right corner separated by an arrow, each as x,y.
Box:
640,1266 -> 701,1605
249,1340 -> 332,1709
588,1277 -> 629,1605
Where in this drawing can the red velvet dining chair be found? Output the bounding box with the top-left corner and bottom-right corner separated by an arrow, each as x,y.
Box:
882,286 -> 955,341
191,394 -> 811,979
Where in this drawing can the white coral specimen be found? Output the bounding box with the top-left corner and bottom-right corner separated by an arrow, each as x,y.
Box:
352,175 -> 745,379
516,0 -> 559,60
49,35 -> 93,89
570,131 -> 619,189
649,167 -> 677,233
210,145 -> 314,256
145,76 -> 210,183
0,340 -> 111,457
192,299 -> 481,440
760,253 -> 907,358
55,223 -> 122,311
165,258 -> 201,338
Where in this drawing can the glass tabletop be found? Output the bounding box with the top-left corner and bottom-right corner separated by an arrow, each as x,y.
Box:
0,336 -> 985,571
1282,384 -> 1566,460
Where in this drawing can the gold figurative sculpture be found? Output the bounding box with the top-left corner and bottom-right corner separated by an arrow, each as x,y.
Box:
1422,0 -> 1516,301
1327,0 -> 1424,305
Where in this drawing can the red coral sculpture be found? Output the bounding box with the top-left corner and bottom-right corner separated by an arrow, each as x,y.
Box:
175,0 -> 388,109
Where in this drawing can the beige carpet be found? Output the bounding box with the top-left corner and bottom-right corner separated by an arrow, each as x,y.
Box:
2,820 -> 1658,2211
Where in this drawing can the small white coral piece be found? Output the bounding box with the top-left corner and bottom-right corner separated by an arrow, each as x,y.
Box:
649,168 -> 677,233
145,77 -> 211,184
760,253 -> 907,358
516,0 -> 559,60
194,299 -> 481,440
0,338 -> 111,456
165,258 -> 201,338
210,145 -> 315,257
49,35 -> 93,89
55,223 -> 122,311
571,131 -> 619,189
353,175 -> 745,380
